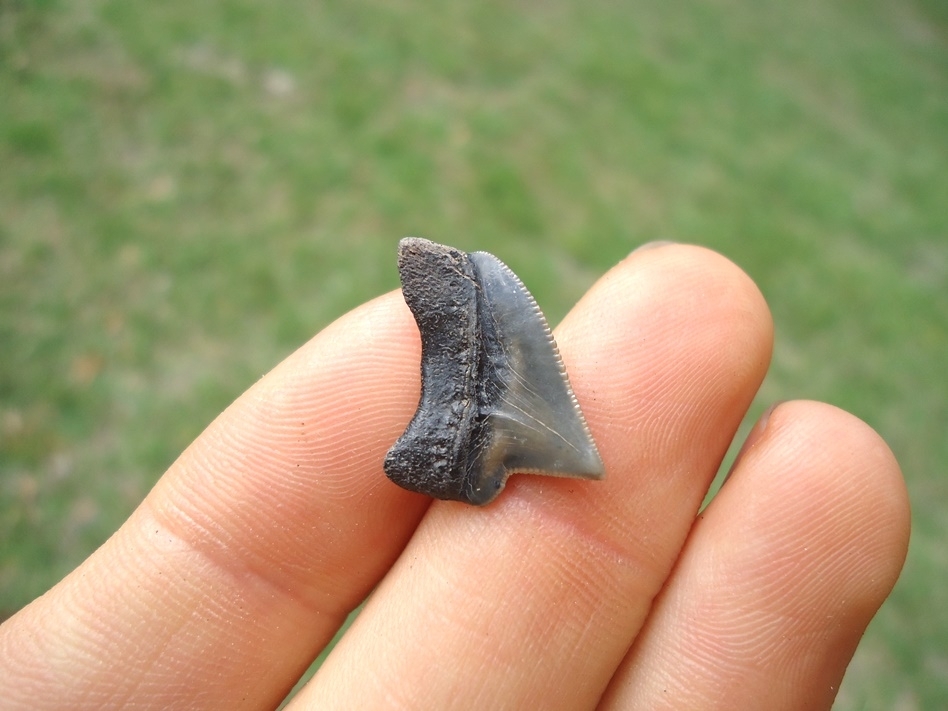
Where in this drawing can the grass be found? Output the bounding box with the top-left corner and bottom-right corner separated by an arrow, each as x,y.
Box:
2,0 -> 946,706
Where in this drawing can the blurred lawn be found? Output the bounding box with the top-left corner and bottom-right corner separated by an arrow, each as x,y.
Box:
1,0 -> 946,706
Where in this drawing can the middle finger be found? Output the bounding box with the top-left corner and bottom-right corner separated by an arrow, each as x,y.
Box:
294,244 -> 773,709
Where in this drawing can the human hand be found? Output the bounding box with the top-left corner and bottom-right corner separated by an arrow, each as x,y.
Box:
0,244 -> 910,709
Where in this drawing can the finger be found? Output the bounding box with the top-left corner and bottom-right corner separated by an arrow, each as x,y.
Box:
0,293 -> 431,710
291,244 -> 774,709
599,401 -> 910,710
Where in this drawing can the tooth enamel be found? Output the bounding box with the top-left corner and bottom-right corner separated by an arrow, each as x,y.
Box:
384,237 -> 604,506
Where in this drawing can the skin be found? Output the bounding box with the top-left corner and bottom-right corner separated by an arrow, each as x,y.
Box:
0,243 -> 910,709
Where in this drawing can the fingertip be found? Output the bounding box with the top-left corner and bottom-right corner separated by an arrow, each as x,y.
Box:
752,400 -> 911,597
556,243 -> 774,497
561,243 -> 773,376
707,398 -> 911,667
602,399 -> 910,710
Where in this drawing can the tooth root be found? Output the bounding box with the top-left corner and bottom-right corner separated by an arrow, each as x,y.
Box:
384,237 -> 604,506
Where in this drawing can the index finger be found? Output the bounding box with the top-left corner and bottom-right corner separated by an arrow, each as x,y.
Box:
0,292 -> 432,709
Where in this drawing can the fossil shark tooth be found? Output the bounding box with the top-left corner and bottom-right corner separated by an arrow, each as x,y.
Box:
384,237 -> 605,506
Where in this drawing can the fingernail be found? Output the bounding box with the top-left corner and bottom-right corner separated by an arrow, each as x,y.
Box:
630,240 -> 676,255
722,401 -> 785,486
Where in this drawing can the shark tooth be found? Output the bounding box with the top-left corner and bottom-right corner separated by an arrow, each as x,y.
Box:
384,237 -> 604,506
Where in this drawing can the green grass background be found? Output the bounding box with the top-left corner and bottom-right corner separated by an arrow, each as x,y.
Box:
2,0 -> 945,706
